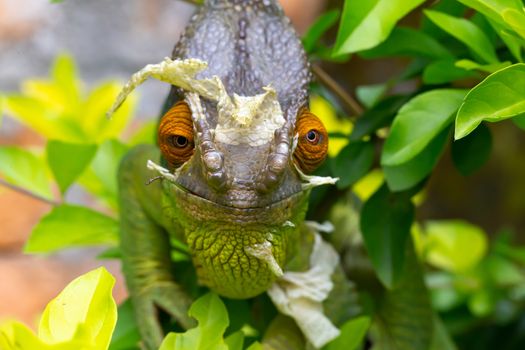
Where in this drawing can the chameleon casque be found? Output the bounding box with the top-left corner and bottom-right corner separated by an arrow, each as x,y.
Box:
111,0 -> 354,349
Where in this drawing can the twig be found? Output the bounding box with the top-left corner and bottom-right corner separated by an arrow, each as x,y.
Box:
0,179 -> 60,206
178,0 -> 203,5
312,63 -> 364,116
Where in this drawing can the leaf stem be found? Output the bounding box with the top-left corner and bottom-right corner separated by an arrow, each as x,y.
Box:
0,179 -> 60,206
312,63 -> 364,116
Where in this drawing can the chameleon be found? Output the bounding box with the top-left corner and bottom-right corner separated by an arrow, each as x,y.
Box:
111,1 -> 353,349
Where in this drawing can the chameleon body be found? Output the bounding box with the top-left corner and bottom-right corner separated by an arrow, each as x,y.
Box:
116,1 -> 343,348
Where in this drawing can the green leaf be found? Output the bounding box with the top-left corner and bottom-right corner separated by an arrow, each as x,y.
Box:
455,63 -> 525,139
360,27 -> 453,59
0,146 -> 52,199
423,59 -> 479,85
81,82 -> 136,143
128,120 -> 156,146
457,0 -> 523,24
383,127 -> 450,192
429,316 -> 457,350
334,0 -> 425,55
39,267 -> 117,349
79,139 -> 129,209
0,321 -> 85,350
350,95 -> 409,141
424,10 -> 499,64
25,204 -> 119,253
46,140 -> 97,194
52,54 -> 80,108
360,184 -> 415,288
513,113 -> 525,129
332,141 -> 375,189
370,240 -> 434,350
424,220 -> 488,273
486,16 -> 524,62
302,9 -> 340,53
451,123 -> 492,176
224,331 -> 244,350
159,293 -> 229,350
382,89 -> 467,166
455,59 -> 512,73
356,84 -> 387,108
5,95 -> 82,141
324,316 -> 371,350
502,8 -> 525,40
109,300 -> 140,350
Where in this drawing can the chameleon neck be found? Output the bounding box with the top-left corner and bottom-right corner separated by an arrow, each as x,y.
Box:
162,182 -> 309,298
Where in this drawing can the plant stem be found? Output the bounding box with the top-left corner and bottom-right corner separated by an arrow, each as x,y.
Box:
312,63 -> 364,116
0,179 -> 59,206
179,0 -> 203,5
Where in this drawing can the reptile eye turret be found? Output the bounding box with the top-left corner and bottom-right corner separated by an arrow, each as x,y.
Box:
293,108 -> 328,173
158,101 -> 195,168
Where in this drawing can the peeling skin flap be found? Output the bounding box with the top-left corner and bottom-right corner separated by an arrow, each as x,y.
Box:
268,232 -> 340,348
107,57 -> 284,147
109,57 -> 339,187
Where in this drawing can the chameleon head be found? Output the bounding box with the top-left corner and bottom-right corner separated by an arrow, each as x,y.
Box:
154,76 -> 335,298
107,55 -> 337,297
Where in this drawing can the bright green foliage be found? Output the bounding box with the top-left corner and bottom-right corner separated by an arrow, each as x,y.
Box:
455,58 -> 511,73
383,127 -> 449,191
25,204 -> 119,253
0,146 -> 52,199
455,64 -> 525,138
360,184 -> 415,288
423,220 -> 488,273
423,59 -> 479,85
79,139 -> 129,209
159,293 -> 232,350
332,141 -> 374,189
4,55 -> 135,144
360,27 -> 453,59
323,316 -> 371,350
382,89 -> 467,166
425,10 -> 499,64
302,9 -> 340,53
334,0 -> 425,54
0,267 -> 117,350
46,140 -> 98,194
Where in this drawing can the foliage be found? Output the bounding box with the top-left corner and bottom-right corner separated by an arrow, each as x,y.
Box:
2,0 -> 525,349
0,267 -> 117,350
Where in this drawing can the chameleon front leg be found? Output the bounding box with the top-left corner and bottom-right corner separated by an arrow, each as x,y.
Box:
118,145 -> 194,350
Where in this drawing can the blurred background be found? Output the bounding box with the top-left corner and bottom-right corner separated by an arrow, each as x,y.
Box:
1,0 -> 525,339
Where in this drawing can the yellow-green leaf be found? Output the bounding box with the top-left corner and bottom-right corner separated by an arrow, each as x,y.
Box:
25,204 -> 119,253
424,220 -> 487,273
159,293 -> 229,350
38,267 -> 117,349
0,146 -> 52,200
334,0 -> 425,54
46,140 -> 98,194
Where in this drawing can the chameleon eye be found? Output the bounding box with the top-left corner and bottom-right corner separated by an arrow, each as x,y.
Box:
293,108 -> 328,173
158,101 -> 195,168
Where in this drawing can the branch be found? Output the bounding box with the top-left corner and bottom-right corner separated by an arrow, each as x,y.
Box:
312,63 -> 364,116
0,179 -> 60,206
178,0 -> 203,5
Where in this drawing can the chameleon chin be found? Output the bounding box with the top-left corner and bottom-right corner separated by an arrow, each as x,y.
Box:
109,1 -> 347,349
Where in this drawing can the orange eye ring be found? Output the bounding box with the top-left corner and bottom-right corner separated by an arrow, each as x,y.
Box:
158,101 -> 195,168
293,108 -> 328,173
